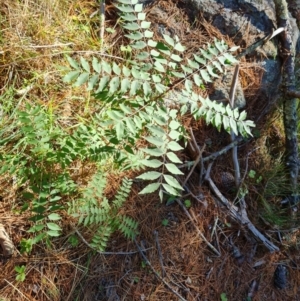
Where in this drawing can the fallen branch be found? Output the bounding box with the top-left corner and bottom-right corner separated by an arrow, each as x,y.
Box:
179,137 -> 244,170
204,165 -> 279,252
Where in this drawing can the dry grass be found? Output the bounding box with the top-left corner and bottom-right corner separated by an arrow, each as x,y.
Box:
1,0 -> 300,300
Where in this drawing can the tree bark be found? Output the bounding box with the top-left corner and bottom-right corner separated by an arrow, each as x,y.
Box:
274,0 -> 299,189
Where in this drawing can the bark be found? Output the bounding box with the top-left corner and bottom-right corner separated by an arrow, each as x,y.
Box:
274,0 -> 299,188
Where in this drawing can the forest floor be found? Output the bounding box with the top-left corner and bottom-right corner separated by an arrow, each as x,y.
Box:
1,0 -> 300,300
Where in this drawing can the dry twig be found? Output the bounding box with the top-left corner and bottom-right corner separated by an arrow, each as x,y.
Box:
176,198 -> 220,256
154,230 -> 166,278
183,128 -> 206,186
179,137 -> 244,169
204,165 -> 279,252
134,239 -> 187,301
100,0 -> 106,51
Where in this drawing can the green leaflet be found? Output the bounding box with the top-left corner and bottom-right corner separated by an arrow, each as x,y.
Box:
166,152 -> 182,163
66,55 -> 79,69
165,163 -> 183,175
115,4 -> 135,13
47,213 -> 61,221
47,222 -> 62,231
141,147 -> 165,156
144,136 -> 165,147
139,183 -> 160,194
137,12 -> 146,20
167,141 -> 183,151
140,159 -> 163,168
134,3 -> 143,12
126,32 -> 143,40
141,21 -> 151,29
121,78 -> 130,93
112,62 -> 121,75
117,0 -> 138,5
87,74 -> 99,91
109,77 -> 120,94
162,183 -> 179,196
163,174 -> 183,190
136,171 -> 161,180
74,73 -> 89,86
80,57 -> 90,73
123,22 -> 140,31
63,71 -> 80,83
163,34 -> 175,47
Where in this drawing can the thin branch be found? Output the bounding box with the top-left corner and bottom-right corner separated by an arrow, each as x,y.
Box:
134,239 -> 187,301
176,198 -> 220,256
179,137 -> 244,169
4,279 -> 32,301
237,27 -> 285,59
204,167 -> 279,252
233,148 -> 259,205
154,230 -> 166,278
27,43 -> 74,49
286,90 -> 300,98
183,184 -> 207,207
182,128 -> 206,186
99,0 -> 105,51
229,64 -> 241,188
229,64 -> 240,107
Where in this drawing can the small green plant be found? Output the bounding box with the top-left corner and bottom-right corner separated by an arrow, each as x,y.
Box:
248,169 -> 256,178
248,169 -> 262,183
161,218 -> 169,226
69,174 -> 138,251
184,199 -> 192,208
20,238 -> 34,254
15,265 -> 26,282
68,235 -> 79,247
220,292 -> 228,301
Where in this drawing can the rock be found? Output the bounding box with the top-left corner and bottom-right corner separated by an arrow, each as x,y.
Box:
210,68 -> 246,109
0,223 -> 14,257
186,0 -> 282,107
259,59 -> 282,100
189,0 -> 276,47
274,264 -> 287,289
